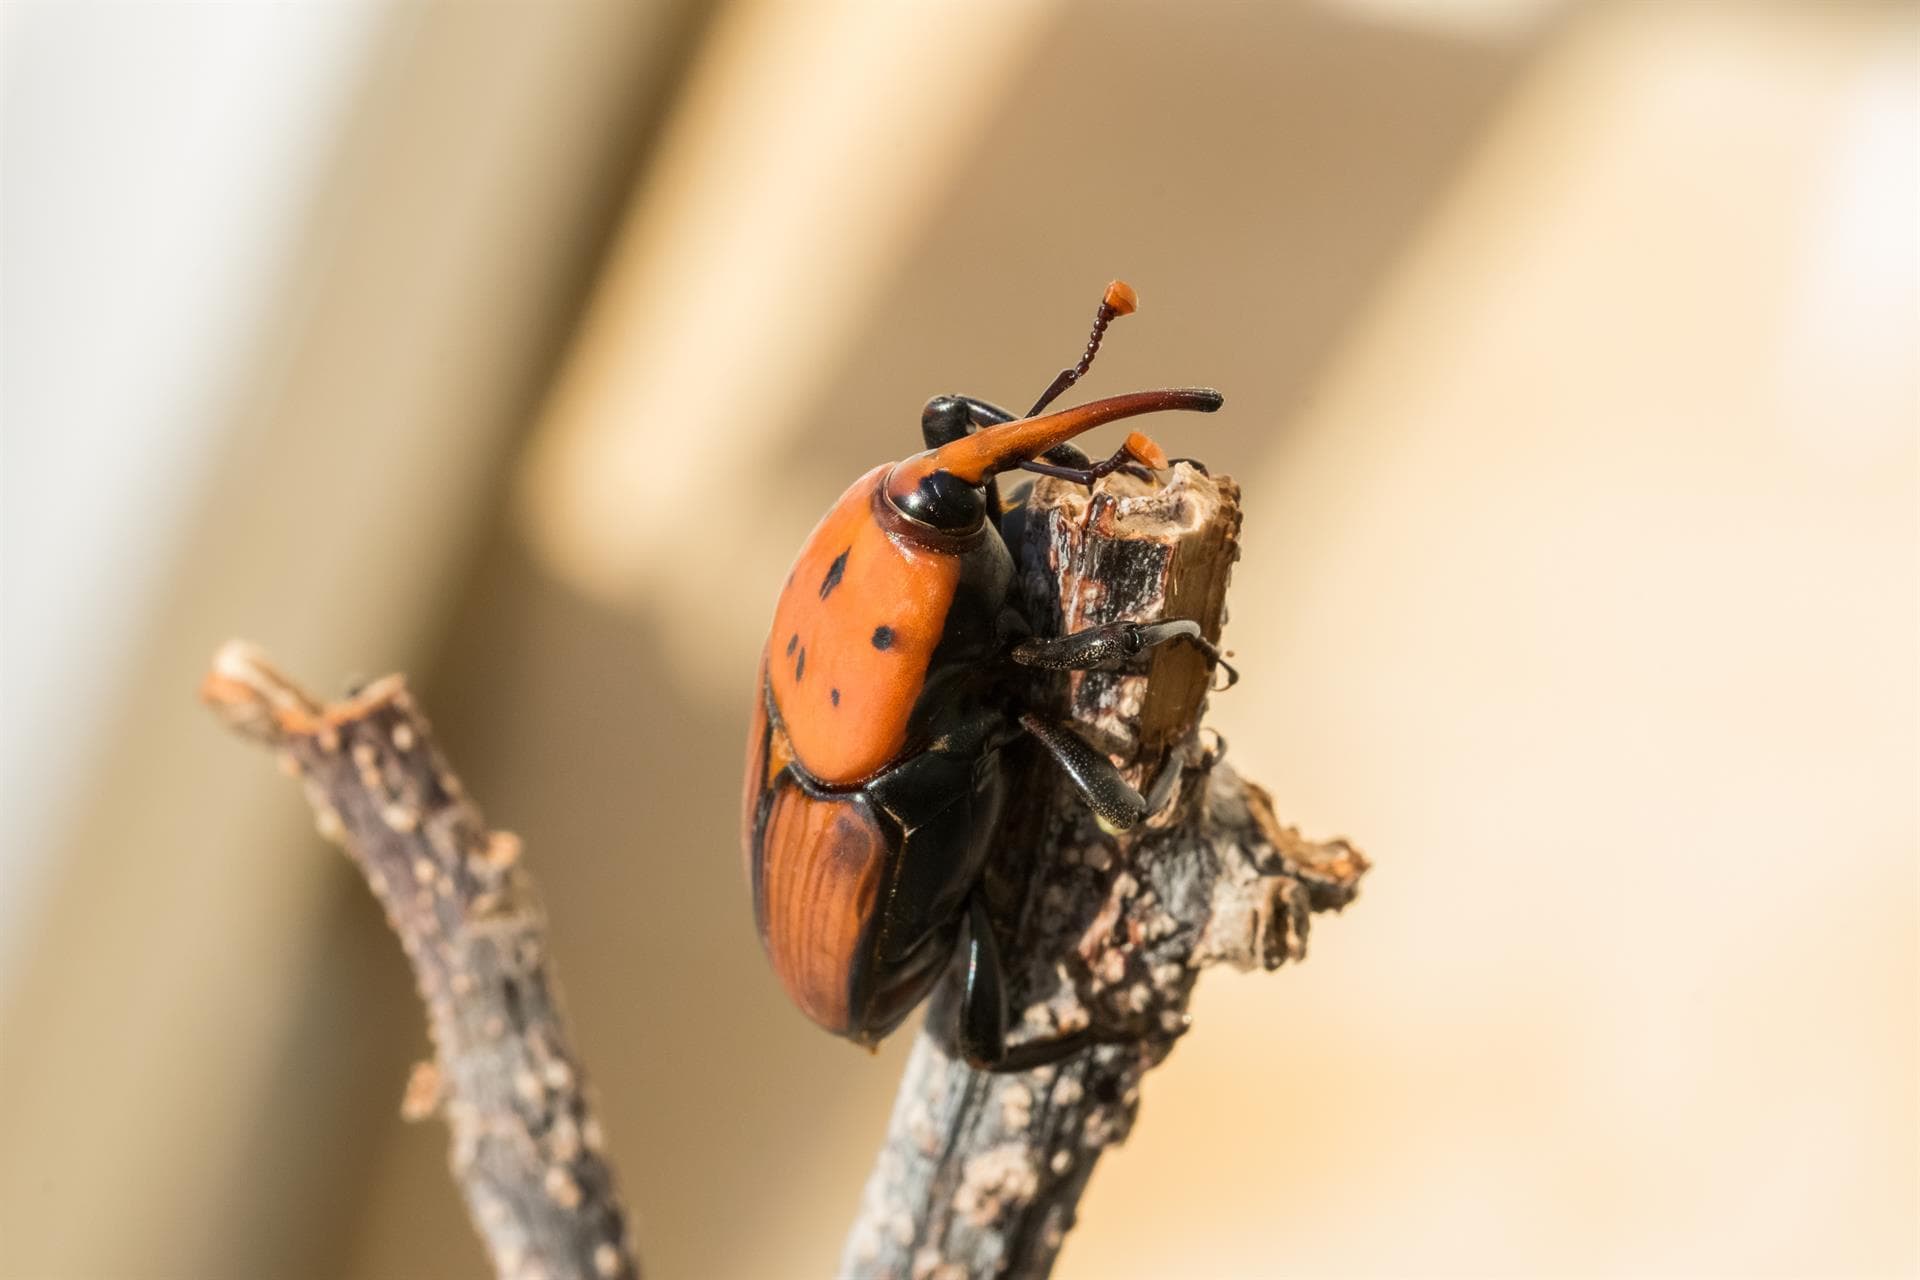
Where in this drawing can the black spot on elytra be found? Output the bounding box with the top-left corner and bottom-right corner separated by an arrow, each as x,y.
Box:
871,625 -> 895,650
785,634 -> 797,656
819,547 -> 850,600
795,648 -> 806,680
830,688 -> 840,707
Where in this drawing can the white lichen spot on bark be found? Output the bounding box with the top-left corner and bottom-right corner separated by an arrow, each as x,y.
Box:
954,1145 -> 1040,1228
543,1165 -> 583,1210
1000,1082 -> 1032,1131
548,1114 -> 583,1162
911,1246 -> 966,1280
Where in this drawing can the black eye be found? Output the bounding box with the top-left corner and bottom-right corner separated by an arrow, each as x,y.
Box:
893,468 -> 986,532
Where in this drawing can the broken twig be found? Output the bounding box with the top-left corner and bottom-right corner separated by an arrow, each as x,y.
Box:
202,644 -> 639,1280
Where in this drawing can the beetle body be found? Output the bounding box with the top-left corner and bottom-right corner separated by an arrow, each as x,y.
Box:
742,283 -> 1228,1067
743,462 -> 1015,1043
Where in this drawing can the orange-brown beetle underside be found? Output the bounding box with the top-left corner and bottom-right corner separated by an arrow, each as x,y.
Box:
766,464 -> 962,786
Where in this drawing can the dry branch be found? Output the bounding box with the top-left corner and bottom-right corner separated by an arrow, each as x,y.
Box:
840,465 -> 1369,1280
202,645 -> 639,1280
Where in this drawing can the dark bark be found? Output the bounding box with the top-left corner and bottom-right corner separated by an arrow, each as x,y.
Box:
840,466 -> 1370,1280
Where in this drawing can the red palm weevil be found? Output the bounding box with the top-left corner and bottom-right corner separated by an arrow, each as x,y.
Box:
741,281 -> 1232,1070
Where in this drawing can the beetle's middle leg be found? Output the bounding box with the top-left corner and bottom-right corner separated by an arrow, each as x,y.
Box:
1016,712 -> 1151,831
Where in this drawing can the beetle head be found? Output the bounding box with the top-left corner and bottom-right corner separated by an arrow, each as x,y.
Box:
881,387 -> 1223,536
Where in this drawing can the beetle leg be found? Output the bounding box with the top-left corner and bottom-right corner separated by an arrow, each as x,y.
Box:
1011,619 -> 1237,688
1139,749 -> 1185,816
1017,442 -> 1155,487
953,398 -> 1019,524
959,890 -> 1098,1072
955,395 -> 1018,427
866,708 -> 1014,963
1017,712 -> 1148,831
957,890 -> 1010,1067
959,890 -> 1190,1072
922,394 -> 1020,523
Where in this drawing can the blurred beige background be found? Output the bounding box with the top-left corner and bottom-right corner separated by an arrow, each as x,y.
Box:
2,2 -> 1914,1278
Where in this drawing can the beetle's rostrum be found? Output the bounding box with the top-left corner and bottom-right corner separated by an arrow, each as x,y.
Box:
742,281 -> 1233,1071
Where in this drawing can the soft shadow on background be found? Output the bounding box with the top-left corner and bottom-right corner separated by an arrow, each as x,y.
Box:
3,2 -> 1914,1278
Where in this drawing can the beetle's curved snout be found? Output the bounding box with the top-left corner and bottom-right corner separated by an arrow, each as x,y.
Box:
928,387 -> 1223,486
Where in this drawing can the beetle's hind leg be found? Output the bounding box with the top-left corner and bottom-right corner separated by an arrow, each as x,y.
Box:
958,890 -> 1098,1072
958,889 -> 1189,1072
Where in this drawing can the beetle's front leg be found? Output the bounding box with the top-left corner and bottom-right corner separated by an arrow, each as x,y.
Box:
1011,619 -> 1236,687
1016,441 -> 1157,487
920,394 -> 1020,523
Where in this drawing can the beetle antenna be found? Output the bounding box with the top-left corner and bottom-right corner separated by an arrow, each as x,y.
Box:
1026,280 -> 1138,418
